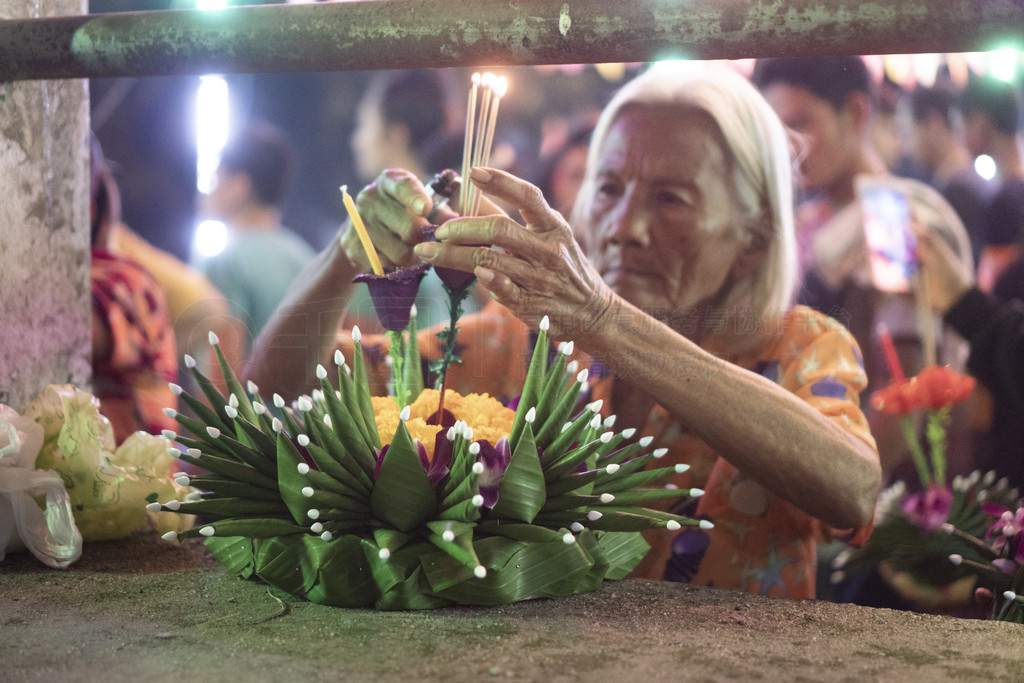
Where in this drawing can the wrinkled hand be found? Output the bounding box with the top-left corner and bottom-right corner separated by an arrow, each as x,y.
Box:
912,220 -> 973,313
413,167 -> 614,337
340,169 -> 458,270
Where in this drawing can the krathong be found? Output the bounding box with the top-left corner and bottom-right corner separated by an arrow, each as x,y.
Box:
833,326 -> 1022,621
150,69 -> 705,609
154,319 -> 706,609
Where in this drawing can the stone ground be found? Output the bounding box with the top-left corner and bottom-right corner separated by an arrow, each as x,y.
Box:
1,530 -> 1022,682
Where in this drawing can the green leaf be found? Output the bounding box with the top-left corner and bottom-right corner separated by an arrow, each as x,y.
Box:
426,534 -> 595,606
540,404 -> 599,465
174,496 -> 290,519
402,316 -> 425,404
204,429 -> 277,479
318,375 -> 374,474
532,346 -> 569,428
209,342 -> 255,421
278,434 -> 365,525
191,478 -> 284,501
175,388 -> 232,435
186,361 -> 231,425
543,437 -> 605,482
253,534 -> 314,597
351,339 -> 382,449
544,468 -> 602,497
177,451 -> 278,490
490,425 -> 545,523
308,410 -> 376,483
424,521 -> 482,590
180,517 -> 305,539
204,536 -> 256,578
509,326 -> 548,450
231,416 -> 280,462
370,421 -> 437,532
534,376 -> 584,448
375,565 -> 451,611
581,529 -> 650,581
476,522 -> 568,543
301,535 -> 380,607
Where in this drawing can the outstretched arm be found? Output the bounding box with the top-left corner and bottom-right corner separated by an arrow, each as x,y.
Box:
416,167 -> 881,530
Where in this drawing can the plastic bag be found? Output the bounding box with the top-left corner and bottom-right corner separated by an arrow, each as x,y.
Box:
0,405 -> 82,568
20,385 -> 194,542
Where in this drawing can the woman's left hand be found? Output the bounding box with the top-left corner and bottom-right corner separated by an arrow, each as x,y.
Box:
413,168 -> 613,336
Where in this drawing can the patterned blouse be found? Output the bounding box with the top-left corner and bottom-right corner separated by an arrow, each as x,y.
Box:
590,305 -> 876,598
91,249 -> 178,444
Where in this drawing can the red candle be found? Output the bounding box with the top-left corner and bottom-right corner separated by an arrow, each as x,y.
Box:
877,323 -> 905,384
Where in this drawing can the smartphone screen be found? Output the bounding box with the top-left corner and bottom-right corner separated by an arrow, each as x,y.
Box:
859,179 -> 916,293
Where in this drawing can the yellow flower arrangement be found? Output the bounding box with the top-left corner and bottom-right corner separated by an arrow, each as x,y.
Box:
371,390 -> 515,462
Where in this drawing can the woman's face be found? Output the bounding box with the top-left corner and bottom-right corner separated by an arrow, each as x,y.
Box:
586,105 -> 753,321
761,82 -> 859,195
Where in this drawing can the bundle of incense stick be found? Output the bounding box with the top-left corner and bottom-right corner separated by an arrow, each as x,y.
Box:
459,72 -> 508,217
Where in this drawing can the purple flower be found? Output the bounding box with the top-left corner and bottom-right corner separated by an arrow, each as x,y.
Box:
902,484 -> 953,532
426,431 -> 452,486
353,264 -> 429,331
986,504 -> 1024,564
475,436 -> 511,507
420,225 -> 477,291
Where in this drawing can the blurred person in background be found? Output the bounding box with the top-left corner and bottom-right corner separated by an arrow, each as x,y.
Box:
914,223 -> 1024,492
89,134 -> 178,444
752,56 -> 974,479
192,121 -> 315,358
871,74 -> 929,182
910,84 -> 993,265
960,74 -> 1024,292
535,122 -> 595,225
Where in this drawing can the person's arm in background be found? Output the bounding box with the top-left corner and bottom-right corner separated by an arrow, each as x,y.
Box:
915,224 -> 1024,414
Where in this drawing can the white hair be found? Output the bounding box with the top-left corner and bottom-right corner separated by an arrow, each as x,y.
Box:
574,63 -> 798,349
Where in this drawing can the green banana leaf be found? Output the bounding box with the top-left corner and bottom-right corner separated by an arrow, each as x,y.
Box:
370,421 -> 437,532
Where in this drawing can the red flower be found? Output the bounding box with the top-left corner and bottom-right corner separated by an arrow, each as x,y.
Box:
870,365 -> 975,415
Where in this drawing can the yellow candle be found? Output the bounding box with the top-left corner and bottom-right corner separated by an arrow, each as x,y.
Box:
340,185 -> 384,275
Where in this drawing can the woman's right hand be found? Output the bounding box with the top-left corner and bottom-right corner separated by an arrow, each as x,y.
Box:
340,169 -> 459,270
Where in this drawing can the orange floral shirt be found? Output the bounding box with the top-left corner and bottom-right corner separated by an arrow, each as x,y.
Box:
592,306 -> 876,598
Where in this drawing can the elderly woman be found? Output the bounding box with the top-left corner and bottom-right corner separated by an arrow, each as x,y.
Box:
246,65 -> 881,598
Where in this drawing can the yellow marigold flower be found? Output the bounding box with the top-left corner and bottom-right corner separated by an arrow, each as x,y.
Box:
371,390 -> 515,462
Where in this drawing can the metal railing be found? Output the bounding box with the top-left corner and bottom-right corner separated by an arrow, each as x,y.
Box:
2,0 -> 1022,81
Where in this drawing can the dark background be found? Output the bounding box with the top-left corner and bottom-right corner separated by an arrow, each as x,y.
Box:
89,0 -> 626,261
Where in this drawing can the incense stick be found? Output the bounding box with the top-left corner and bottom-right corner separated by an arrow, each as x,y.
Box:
459,73 -> 480,216
914,274 -> 937,367
459,73 -> 506,218
472,76 -> 508,218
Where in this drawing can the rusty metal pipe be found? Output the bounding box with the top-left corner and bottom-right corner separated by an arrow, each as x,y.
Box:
2,0 -> 1023,82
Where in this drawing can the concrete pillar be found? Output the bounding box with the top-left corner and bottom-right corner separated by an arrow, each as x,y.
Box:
0,1 -> 90,409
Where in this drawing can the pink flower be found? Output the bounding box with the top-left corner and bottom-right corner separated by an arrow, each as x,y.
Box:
902,484 -> 953,532
986,503 -> 1024,564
